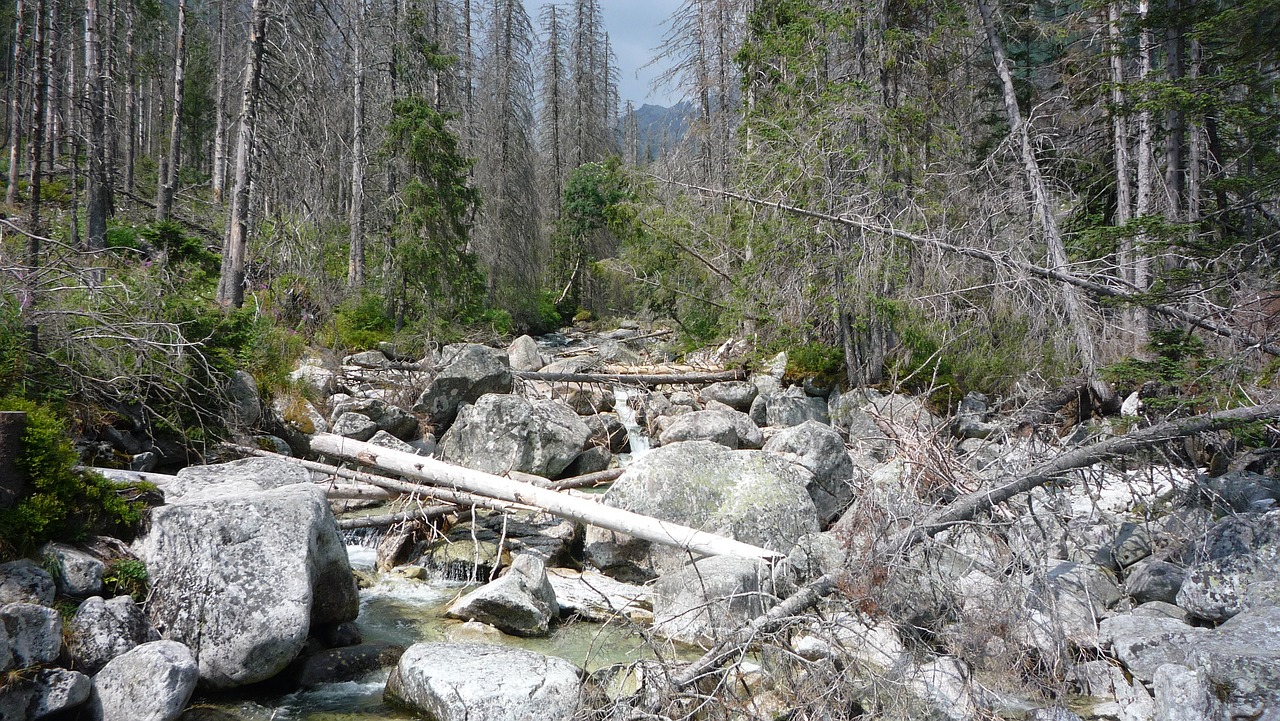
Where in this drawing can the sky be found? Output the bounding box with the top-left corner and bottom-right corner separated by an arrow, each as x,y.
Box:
524,0 -> 686,108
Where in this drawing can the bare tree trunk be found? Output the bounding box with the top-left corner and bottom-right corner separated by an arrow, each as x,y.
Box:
6,0 -> 28,207
124,0 -> 136,192
1132,0 -> 1155,351
217,0 -> 266,309
84,0 -> 109,251
211,0 -> 228,203
26,0 -> 46,245
42,0 -> 56,171
977,0 -> 1114,406
155,0 -> 187,222
347,0 -> 366,289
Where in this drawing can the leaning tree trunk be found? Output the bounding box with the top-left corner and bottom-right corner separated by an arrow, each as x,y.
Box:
977,0 -> 1115,408
216,0 -> 266,309
155,0 -> 187,222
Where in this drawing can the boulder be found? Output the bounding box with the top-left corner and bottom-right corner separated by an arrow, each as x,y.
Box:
1153,664 -> 1227,721
166,457 -> 311,503
223,370 -> 261,428
343,349 -> 390,367
584,413 -> 630,454
286,642 -> 405,687
905,656 -> 978,721
413,344 -> 513,427
67,595 -> 160,674
1124,559 -> 1185,605
0,602 -> 61,668
289,353 -> 340,398
330,411 -> 378,441
438,394 -> 591,478
700,381 -> 758,412
1191,470 -> 1280,514
752,386 -> 829,428
329,397 -> 419,440
1017,561 -> 1121,654
271,395 -> 328,436
88,640 -> 198,721
546,568 -> 651,623
133,484 -> 359,688
658,410 -> 740,448
507,335 -> 544,372
0,559 -> 55,606
763,420 -> 855,524
790,613 -> 905,672
551,385 -> 616,415
385,642 -> 581,721
0,668 -> 91,721
652,557 -> 772,647
367,429 -> 420,454
585,441 -> 820,580
446,555 -> 559,637
40,542 -> 105,597
1177,544 -> 1280,622
562,445 -> 611,476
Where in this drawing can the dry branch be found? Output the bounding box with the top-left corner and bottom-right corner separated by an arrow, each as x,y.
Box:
336,505 -> 454,529
308,433 -> 784,562
515,369 -> 746,385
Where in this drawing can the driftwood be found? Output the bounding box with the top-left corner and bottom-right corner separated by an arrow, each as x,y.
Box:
551,468 -> 624,491
89,467 -> 176,488
309,433 -> 784,562
90,465 -> 396,501
336,504 -> 454,530
663,401 -> 1280,695
514,369 -> 746,386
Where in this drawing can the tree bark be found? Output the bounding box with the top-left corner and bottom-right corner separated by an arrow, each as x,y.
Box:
155,0 -> 187,223
309,433 -> 786,562
211,0 -> 228,203
1132,0 -> 1155,351
6,0 -> 28,207
25,0 -> 46,245
123,0 -> 136,192
337,506 -> 455,530
347,0 -> 366,289
83,0 -> 109,251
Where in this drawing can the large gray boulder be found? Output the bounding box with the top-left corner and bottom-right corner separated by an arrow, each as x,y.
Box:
584,413 -> 630,454
657,410 -> 740,449
40,542 -> 104,597
133,484 -> 359,688
584,441 -> 820,580
1191,470 -> 1280,514
751,386 -> 829,428
1123,559 -> 1185,605
385,642 -> 581,721
413,344 -> 513,427
330,411 -> 379,441
439,394 -> 591,478
763,420 -> 855,524
88,640 -> 198,721
652,557 -> 772,647
166,457 -> 310,503
67,595 -> 160,674
446,555 -> 559,637
508,335 -> 544,372
1153,664 -> 1227,721
1177,543 -> 1280,622
1017,561 -> 1121,655
223,370 -> 261,428
0,667 -> 91,720
0,559 -> 55,606
699,381 -> 757,412
1,603 -> 62,668
328,397 -> 419,440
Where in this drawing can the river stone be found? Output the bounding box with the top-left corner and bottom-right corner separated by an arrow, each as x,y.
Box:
1177,544 -> 1280,622
89,640 -> 198,721
385,642 -> 581,721
329,397 -> 419,440
658,410 -> 741,448
699,381 -> 757,412
331,411 -> 379,441
1124,559 -> 1185,605
551,385 -> 616,415
446,555 -> 559,637
68,595 -> 160,674
546,568 -> 651,623
508,335 -> 544,372
1153,664 -> 1226,721
0,667 -> 91,720
438,394 -> 591,478
413,343 -> 513,427
133,484 -> 359,688
584,413 -> 630,454
286,642 -> 405,687
40,542 -> 104,597
1,602 -> 62,668
753,386 -> 830,428
0,559 -> 55,606
224,370 -> 261,428
652,557 -> 772,647
584,441 -> 820,580
167,457 -> 311,503
763,421 -> 855,525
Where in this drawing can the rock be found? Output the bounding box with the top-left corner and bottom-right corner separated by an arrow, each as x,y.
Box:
446,621 -> 508,644
772,532 -> 849,596
1175,510 -> 1280,565
286,642 -> 405,687
584,413 -> 630,454
551,386 -> 616,415
906,656 -> 978,721
438,394 -> 591,478
1153,664 -> 1226,721
0,602 -> 61,668
953,391 -> 1000,440
1124,559 -> 1185,605
0,668 -> 91,720
658,410 -> 741,448
367,429 -> 419,454
289,353 -> 340,398
700,381 -> 758,412
1177,544 -> 1280,622
0,559 -> 56,606
329,397 -> 419,440
584,441 -> 820,580
133,484 -> 359,687
0,626 -> 9,673
413,344 -> 513,427
446,555 -> 559,637
545,568 -> 651,623
131,451 -> 159,472
763,421 -> 855,525
89,640 -> 199,721
790,613 -> 905,671
39,542 -> 104,599
68,595 -> 160,674
755,386 -> 830,428
224,370 -> 261,428
1099,613 -> 1203,683
1094,521 -> 1152,571
271,395 -> 328,435
252,435 -> 292,456
1192,470 -> 1280,514
1132,601 -> 1190,623
167,457 -> 311,503
343,349 -> 390,367
652,557 -> 772,647
385,642 -> 581,721
1017,561 -> 1121,656
508,335 -> 544,372
562,445 -> 611,476
330,411 -> 379,441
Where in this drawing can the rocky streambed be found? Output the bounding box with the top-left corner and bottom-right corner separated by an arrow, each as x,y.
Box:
3,324 -> 1280,721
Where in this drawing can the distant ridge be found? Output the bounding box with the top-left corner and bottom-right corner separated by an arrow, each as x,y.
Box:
624,100 -> 694,161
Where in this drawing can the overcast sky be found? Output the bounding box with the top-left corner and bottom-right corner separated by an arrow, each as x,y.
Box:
524,0 -> 686,107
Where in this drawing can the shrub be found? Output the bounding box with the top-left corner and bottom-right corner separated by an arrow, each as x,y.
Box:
335,293 -> 393,350
102,558 -> 149,602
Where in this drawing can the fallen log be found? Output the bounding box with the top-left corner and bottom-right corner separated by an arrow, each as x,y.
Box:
336,504 -> 454,530
661,401 -> 1280,696
86,467 -> 176,488
309,433 -> 784,562
551,468 -> 624,491
514,368 -> 746,386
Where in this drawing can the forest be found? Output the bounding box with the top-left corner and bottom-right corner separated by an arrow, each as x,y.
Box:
0,0 -> 1277,447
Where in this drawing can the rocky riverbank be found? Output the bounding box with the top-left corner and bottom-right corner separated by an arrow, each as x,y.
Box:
3,324 -> 1279,721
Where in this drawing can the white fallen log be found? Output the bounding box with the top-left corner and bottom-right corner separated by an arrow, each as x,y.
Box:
87,467 -> 176,488
309,433 -> 784,562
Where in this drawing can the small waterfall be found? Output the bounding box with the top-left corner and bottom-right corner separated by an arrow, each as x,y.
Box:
342,527 -> 385,571
612,385 -> 651,460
